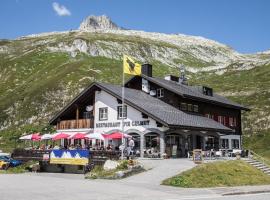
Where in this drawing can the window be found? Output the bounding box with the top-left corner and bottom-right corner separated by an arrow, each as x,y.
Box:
187,104 -> 193,112
232,139 -> 240,149
83,111 -> 91,119
218,116 -> 226,125
221,139 -> 229,149
233,117 -> 237,127
193,105 -> 199,112
99,107 -> 108,121
157,88 -> 164,98
117,105 -> 127,119
229,117 -> 233,126
180,103 -> 187,111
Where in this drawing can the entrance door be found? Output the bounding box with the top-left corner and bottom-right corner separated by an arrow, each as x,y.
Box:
165,134 -> 185,158
196,135 -> 202,149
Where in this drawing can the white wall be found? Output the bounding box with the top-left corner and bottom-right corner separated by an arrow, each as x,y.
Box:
94,90 -> 165,133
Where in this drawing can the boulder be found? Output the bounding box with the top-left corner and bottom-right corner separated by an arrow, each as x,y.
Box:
103,160 -> 119,171
115,170 -> 125,178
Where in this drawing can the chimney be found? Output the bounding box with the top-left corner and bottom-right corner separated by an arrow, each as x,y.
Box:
164,75 -> 180,82
141,64 -> 152,77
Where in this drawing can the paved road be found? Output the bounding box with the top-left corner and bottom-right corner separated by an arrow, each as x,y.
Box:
0,159 -> 270,200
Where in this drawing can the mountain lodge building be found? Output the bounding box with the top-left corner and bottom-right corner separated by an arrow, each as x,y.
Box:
49,64 -> 249,158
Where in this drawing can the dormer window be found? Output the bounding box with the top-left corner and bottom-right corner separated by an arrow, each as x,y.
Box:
187,104 -> 193,112
193,105 -> 199,112
180,103 -> 187,111
157,88 -> 164,98
202,86 -> 213,96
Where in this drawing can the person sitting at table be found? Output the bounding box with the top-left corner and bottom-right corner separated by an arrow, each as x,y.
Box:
106,144 -> 113,151
39,144 -> 45,150
81,143 -> 86,149
69,144 -> 75,150
53,145 -> 60,150
100,146 -> 105,151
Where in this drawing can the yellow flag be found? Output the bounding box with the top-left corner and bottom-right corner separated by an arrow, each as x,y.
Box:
123,55 -> 141,75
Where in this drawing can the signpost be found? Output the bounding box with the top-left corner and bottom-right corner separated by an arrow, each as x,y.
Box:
193,149 -> 203,164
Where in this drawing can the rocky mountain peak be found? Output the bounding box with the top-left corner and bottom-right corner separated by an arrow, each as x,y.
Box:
79,15 -> 122,31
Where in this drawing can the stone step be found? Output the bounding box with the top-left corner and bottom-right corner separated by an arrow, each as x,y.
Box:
247,161 -> 262,165
251,164 -> 264,167
245,159 -> 270,175
246,159 -> 258,163
255,164 -> 269,168
257,166 -> 269,170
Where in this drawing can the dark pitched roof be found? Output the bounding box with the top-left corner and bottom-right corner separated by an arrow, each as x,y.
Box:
131,75 -> 249,111
49,82 -> 232,132
97,82 -> 232,132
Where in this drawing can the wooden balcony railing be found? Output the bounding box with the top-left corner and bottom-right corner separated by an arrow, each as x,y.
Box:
56,119 -> 93,130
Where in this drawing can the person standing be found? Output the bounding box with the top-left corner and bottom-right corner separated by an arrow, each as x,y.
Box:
127,137 -> 135,160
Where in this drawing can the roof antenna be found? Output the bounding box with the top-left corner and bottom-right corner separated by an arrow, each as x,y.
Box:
179,64 -> 188,85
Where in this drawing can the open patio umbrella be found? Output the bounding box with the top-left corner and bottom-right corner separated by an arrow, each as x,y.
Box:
69,133 -> 86,140
85,132 -> 105,140
31,133 -> 41,141
52,133 -> 69,140
19,133 -> 41,141
40,134 -> 53,140
103,132 -> 131,139
19,134 -> 32,140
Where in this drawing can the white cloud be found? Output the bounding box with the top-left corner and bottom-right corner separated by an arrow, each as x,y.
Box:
52,2 -> 71,16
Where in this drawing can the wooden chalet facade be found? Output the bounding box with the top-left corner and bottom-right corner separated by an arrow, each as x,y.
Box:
49,64 -> 249,158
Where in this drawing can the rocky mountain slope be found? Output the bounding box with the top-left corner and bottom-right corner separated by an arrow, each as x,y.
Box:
0,15 -> 270,144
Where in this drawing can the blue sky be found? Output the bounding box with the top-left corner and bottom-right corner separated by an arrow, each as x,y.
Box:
0,0 -> 269,53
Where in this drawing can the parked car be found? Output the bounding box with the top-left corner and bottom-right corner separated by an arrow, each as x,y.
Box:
0,150 -> 10,157
0,156 -> 22,167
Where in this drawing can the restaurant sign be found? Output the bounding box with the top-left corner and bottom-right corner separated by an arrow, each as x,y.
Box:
96,120 -> 150,128
50,150 -> 89,165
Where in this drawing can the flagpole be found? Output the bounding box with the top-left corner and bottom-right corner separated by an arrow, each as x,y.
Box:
121,56 -> 125,160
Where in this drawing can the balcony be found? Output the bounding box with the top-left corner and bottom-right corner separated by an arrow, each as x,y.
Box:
56,119 -> 93,130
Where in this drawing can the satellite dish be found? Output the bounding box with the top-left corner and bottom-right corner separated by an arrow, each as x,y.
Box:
150,90 -> 156,96
86,105 -> 93,112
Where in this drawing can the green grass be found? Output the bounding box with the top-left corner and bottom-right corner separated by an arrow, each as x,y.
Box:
162,160 -> 270,188
243,132 -> 270,164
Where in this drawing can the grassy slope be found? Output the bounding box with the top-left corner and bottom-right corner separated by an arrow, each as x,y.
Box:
243,132 -> 270,160
162,160 -> 270,188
